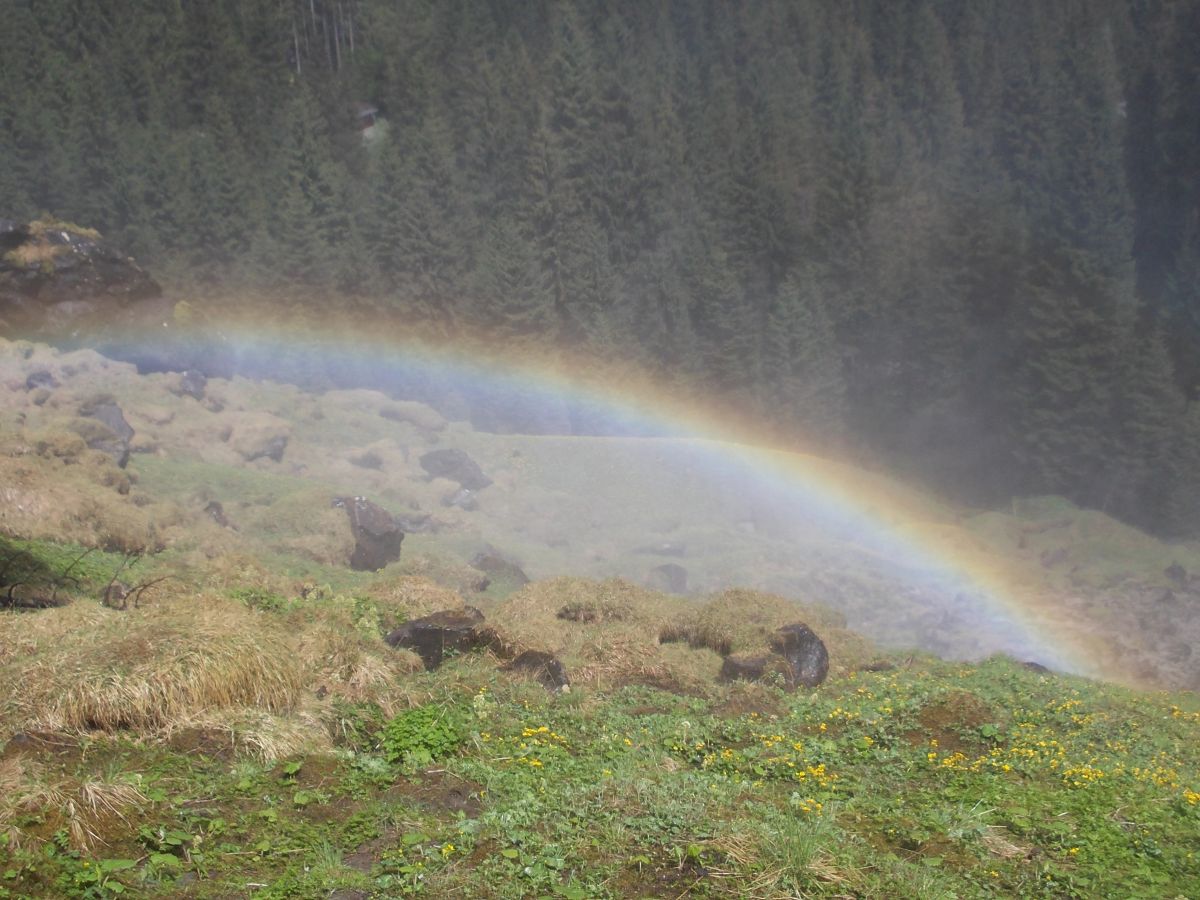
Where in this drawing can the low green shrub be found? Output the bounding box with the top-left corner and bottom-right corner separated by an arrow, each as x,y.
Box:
379,703 -> 468,768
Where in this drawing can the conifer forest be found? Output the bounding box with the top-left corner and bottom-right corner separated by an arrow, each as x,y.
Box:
4,0 -> 1200,535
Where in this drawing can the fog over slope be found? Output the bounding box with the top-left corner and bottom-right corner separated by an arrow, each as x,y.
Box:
3,336 -> 1197,690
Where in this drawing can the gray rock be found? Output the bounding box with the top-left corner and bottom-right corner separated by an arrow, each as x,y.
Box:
78,398 -> 134,468
0,218 -> 161,341
770,623 -> 830,688
176,369 -> 207,400
24,369 -> 58,390
443,488 -> 478,511
419,448 -> 492,490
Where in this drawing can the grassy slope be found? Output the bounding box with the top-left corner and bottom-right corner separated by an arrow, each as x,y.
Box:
1,337 -> 1199,897
1,654 -> 1197,898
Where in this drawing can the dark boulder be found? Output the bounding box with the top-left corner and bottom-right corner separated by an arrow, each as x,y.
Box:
1022,661 -> 1053,675
716,624 -> 830,690
770,623 -> 830,688
646,563 -> 688,594
333,496 -> 405,572
1165,562 -> 1188,586
471,551 -> 530,591
419,448 -> 492,490
24,369 -> 58,391
504,649 -> 570,692
204,500 -> 233,529
175,369 -> 207,400
385,606 -> 492,669
77,397 -> 134,468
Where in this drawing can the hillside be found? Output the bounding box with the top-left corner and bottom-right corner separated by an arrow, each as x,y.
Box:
0,335 -> 1198,897
5,1 -> 1200,533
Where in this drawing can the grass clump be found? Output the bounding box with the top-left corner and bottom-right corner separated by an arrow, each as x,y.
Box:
2,217 -> 100,269
0,595 -> 302,737
360,573 -> 465,627
0,428 -> 169,554
491,577 -> 707,690
688,588 -> 875,675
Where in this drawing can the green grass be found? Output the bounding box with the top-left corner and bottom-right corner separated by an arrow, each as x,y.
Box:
1,654 -> 1196,898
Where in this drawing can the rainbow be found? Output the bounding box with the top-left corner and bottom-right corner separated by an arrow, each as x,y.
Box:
97,311 -> 1111,680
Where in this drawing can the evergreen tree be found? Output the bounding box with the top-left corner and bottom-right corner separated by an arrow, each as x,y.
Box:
764,267 -> 846,442
264,83 -> 347,291
472,214 -> 554,343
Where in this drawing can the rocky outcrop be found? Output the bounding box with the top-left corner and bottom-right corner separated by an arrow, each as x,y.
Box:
419,448 -> 492,490
718,623 -> 830,690
76,397 -> 134,468
174,370 -> 207,400
333,496 -> 405,571
769,623 -> 830,688
24,369 -> 58,391
0,218 -> 162,341
385,606 -> 491,669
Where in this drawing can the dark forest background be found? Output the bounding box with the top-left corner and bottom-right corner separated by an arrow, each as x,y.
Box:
3,0 -> 1200,535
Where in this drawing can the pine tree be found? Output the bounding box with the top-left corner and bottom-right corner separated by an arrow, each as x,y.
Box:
1106,327 -> 1181,523
472,214 -> 554,343
764,267 -> 846,442
265,83 -> 347,291
683,218 -> 760,399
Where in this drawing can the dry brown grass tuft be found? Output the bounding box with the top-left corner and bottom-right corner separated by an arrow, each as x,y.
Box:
490,577 -> 712,689
0,595 -> 303,738
362,574 -> 465,628
293,605 -> 423,714
388,554 -> 490,597
0,602 -> 110,666
3,238 -> 66,268
689,588 -> 874,676
0,428 -> 168,553
0,755 -> 147,850
169,707 -> 329,762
